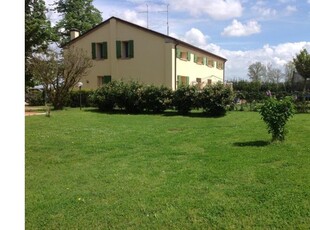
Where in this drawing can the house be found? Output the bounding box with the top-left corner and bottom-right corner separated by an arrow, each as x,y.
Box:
63,17 -> 227,90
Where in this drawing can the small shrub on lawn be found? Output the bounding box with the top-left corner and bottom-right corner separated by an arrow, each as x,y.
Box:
143,85 -> 173,113
199,83 -> 234,117
259,97 -> 295,142
172,85 -> 197,115
121,81 -> 145,113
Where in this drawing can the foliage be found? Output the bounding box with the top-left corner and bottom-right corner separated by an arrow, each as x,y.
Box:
121,81 -> 145,113
172,85 -> 197,114
143,85 -> 172,113
53,0 -> 102,45
25,90 -> 44,106
27,48 -> 93,110
293,48 -> 310,93
68,90 -> 94,108
25,0 -> 57,87
199,83 -> 234,117
259,97 -> 295,142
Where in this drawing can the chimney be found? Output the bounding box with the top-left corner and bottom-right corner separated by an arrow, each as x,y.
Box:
70,28 -> 80,40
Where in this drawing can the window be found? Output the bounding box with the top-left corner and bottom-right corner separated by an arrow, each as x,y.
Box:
207,79 -> 212,85
177,75 -> 189,87
194,55 -> 206,65
207,59 -> 214,67
196,78 -> 202,89
176,49 -> 191,61
91,42 -> 108,60
217,61 -> 224,70
97,75 -> 112,87
116,40 -> 134,59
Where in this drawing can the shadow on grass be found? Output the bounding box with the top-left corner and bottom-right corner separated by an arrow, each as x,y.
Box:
84,108 -> 224,118
233,140 -> 270,147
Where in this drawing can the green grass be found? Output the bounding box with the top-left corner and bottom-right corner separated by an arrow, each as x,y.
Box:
25,109 -> 310,229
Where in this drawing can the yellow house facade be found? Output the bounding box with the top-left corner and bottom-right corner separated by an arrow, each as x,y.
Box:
64,17 -> 227,90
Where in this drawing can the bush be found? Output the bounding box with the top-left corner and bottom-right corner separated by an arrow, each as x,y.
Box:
143,85 -> 172,113
259,97 -> 295,142
90,81 -> 124,111
121,81 -> 145,113
68,90 -> 94,108
172,85 -> 197,114
199,83 -> 234,117
26,90 -> 44,106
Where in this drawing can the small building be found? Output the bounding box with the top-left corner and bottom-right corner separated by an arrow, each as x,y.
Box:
64,17 -> 227,90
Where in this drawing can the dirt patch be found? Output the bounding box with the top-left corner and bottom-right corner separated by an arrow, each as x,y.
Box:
25,111 -> 46,116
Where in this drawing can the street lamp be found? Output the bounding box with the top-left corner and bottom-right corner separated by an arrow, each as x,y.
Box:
77,82 -> 83,110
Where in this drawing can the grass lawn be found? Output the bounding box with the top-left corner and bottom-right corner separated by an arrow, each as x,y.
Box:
25,109 -> 310,229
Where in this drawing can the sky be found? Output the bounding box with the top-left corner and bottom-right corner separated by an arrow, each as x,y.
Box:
45,0 -> 310,81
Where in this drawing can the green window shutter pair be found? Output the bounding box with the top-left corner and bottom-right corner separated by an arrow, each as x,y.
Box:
177,75 -> 190,87
116,40 -> 134,58
101,42 -> 108,59
91,43 -> 96,59
92,42 -> 108,59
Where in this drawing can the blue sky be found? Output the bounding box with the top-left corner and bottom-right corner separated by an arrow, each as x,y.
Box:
46,0 -> 310,80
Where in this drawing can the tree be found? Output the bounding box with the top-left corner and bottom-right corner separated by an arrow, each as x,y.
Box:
53,0 -> 103,45
293,48 -> 310,93
28,48 -> 93,110
247,62 -> 267,82
284,61 -> 296,84
25,0 -> 57,87
266,63 -> 283,86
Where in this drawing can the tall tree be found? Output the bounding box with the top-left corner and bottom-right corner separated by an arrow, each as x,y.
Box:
25,0 -> 56,86
247,62 -> 267,82
293,48 -> 310,93
284,61 -> 296,84
266,63 -> 283,84
53,0 -> 103,45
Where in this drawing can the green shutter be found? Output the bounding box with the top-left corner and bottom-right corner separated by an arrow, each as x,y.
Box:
128,40 -> 134,58
103,75 -> 112,84
177,75 -> 182,87
102,42 -> 108,59
205,57 -> 208,65
176,49 -> 181,58
116,41 -> 121,59
91,43 -> 96,59
187,52 -> 191,61
194,54 -> 198,63
203,57 -> 207,65
186,76 -> 190,86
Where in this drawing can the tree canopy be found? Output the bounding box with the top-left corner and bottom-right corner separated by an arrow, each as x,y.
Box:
53,0 -> 103,45
247,62 -> 267,82
293,48 -> 310,92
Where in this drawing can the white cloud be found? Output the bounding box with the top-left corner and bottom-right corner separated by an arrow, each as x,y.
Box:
184,28 -> 208,47
285,5 -> 297,15
223,42 -> 310,80
121,10 -> 147,27
221,19 -> 261,37
169,0 -> 243,20
251,2 -> 277,18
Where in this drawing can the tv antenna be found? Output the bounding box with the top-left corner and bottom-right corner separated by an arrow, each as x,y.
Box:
138,4 -> 149,28
157,4 -> 169,35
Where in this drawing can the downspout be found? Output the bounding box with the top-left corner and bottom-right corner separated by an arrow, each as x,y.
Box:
174,43 -> 179,90
223,61 -> 226,83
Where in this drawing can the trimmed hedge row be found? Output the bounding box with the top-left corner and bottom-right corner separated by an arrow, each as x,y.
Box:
90,80 -> 234,117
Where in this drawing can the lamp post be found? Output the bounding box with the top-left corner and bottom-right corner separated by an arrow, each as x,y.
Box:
77,82 -> 83,110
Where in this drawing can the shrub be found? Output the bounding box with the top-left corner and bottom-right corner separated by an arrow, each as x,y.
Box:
199,83 -> 234,117
68,90 -> 94,108
121,81 -> 145,113
172,85 -> 197,114
143,85 -> 172,113
26,90 -> 44,106
259,97 -> 295,142
90,81 -> 124,111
